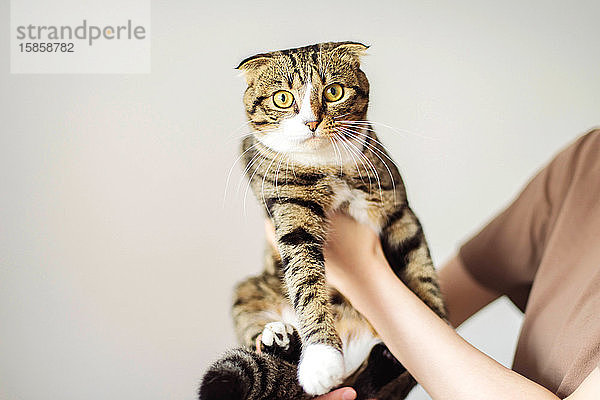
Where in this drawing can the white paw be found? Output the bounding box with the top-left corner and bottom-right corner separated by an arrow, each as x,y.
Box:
298,343 -> 345,395
261,322 -> 295,350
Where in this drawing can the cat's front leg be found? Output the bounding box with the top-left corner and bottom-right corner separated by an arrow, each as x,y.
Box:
270,205 -> 344,396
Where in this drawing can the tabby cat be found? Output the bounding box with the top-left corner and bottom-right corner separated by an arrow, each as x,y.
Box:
199,41 -> 447,400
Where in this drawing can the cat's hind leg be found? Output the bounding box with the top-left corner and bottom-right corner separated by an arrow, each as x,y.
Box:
232,270 -> 302,364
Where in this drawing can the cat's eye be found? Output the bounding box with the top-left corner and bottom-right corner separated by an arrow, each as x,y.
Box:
272,90 -> 294,109
323,83 -> 344,102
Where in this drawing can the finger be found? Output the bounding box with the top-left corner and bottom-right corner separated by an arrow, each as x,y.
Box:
264,219 -> 276,246
314,387 -> 357,400
255,334 -> 263,354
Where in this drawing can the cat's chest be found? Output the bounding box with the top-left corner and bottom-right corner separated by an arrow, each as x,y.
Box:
330,181 -> 383,233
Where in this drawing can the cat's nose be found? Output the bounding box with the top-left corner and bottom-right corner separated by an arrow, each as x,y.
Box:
305,120 -> 319,132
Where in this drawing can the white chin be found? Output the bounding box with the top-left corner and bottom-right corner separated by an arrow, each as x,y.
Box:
257,133 -> 328,164
257,132 -> 364,167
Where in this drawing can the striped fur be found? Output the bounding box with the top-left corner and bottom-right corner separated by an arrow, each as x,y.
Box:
200,42 -> 447,400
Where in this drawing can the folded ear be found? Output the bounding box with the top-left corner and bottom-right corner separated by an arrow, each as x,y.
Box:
334,42 -> 369,56
236,53 -> 272,84
236,53 -> 272,71
331,42 -> 369,66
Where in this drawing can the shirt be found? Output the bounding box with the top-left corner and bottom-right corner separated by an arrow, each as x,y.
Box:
457,128 -> 600,397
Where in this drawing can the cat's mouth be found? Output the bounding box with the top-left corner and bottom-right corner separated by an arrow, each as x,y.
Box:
255,124 -> 367,163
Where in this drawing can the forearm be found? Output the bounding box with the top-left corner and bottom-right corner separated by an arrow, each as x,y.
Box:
351,264 -> 559,400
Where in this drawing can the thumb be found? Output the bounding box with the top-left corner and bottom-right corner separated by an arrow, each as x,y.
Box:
314,387 -> 357,400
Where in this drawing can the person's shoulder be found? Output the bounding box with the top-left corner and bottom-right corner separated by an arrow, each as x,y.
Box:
579,127 -> 600,145
572,127 -> 600,167
540,128 -> 600,200
554,127 -> 600,190
552,127 -> 600,168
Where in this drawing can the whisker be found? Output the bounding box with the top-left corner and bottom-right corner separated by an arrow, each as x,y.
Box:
337,122 -> 378,135
333,112 -> 352,120
336,131 -> 384,203
261,152 -> 280,219
338,120 -> 438,140
336,127 -> 397,203
224,131 -> 255,144
225,128 -> 282,144
340,134 -> 380,197
337,127 -> 396,168
223,120 -> 252,141
334,132 -> 370,186
224,141 -> 261,204
291,158 -> 297,178
329,136 -> 344,177
333,133 -> 361,181
243,149 -> 274,216
333,137 -> 344,177
237,149 -> 264,194
336,126 -> 403,171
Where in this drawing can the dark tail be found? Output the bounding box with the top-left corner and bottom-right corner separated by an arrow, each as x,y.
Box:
199,347 -> 309,400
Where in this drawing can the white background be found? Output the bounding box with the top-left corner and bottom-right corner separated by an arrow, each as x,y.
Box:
1,1 -> 599,399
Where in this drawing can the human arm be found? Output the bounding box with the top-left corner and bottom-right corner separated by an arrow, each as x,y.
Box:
321,213 -> 600,400
315,131 -> 600,399
266,212 -> 600,400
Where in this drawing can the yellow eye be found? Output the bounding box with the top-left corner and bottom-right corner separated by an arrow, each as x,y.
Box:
324,83 -> 344,102
272,90 -> 294,108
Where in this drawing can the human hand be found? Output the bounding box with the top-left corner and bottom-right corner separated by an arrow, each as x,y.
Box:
312,386 -> 377,400
321,213 -> 390,297
313,387 -> 357,400
264,213 -> 393,309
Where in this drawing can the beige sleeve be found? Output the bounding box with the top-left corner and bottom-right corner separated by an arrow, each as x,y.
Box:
458,131 -> 597,310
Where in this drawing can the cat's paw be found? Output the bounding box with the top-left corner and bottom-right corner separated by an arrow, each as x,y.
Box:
298,343 -> 345,395
260,322 -> 301,363
261,322 -> 294,349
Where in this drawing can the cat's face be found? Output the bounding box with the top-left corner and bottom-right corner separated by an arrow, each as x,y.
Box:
238,42 -> 370,165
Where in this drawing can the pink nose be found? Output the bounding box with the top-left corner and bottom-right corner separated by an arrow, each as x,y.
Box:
305,120 -> 319,132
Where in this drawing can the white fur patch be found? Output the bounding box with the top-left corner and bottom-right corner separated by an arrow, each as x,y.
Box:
331,181 -> 382,233
297,80 -> 317,124
298,343 -> 345,395
280,305 -> 299,327
342,331 -> 381,375
257,306 -> 298,330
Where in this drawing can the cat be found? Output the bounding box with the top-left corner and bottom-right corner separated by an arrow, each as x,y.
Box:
199,41 -> 447,400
